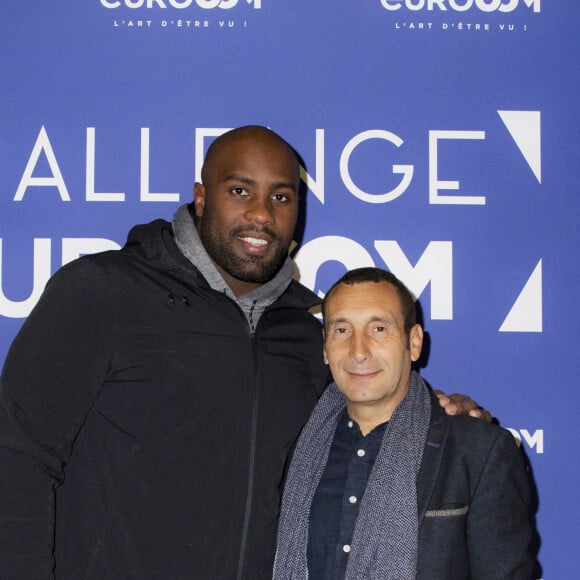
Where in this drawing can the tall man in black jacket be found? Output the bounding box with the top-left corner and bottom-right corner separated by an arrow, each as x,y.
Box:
0,126 -> 486,579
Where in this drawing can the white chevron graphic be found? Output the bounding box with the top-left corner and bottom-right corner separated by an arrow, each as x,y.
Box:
498,110 -> 542,183
499,260 -> 543,333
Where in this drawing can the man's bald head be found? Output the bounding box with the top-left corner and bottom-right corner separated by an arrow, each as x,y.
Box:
200,126 -> 299,185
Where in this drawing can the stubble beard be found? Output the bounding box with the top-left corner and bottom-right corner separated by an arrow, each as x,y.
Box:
199,222 -> 290,284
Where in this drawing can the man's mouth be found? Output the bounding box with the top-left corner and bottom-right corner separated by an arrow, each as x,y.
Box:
347,370 -> 381,380
237,234 -> 271,255
239,236 -> 268,247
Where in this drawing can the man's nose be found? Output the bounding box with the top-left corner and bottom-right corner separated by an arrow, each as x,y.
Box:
350,332 -> 371,363
244,195 -> 274,225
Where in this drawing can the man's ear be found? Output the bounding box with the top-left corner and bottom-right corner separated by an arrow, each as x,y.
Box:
409,324 -> 424,362
193,182 -> 206,219
322,330 -> 329,365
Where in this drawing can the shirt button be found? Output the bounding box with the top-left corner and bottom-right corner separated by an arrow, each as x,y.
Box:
349,495 -> 357,504
357,449 -> 366,457
343,544 -> 351,553
348,420 -> 354,428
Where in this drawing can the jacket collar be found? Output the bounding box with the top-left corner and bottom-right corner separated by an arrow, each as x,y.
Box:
122,218 -> 322,312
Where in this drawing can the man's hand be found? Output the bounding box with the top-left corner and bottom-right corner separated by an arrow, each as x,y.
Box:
434,390 -> 492,422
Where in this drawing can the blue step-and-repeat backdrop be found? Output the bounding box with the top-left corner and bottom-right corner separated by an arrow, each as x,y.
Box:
1,1 -> 579,577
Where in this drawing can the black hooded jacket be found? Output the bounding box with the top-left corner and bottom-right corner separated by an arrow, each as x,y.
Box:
0,219 -> 329,579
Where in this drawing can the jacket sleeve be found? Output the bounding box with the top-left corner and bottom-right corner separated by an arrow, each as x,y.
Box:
467,427 -> 536,579
0,259 -> 114,579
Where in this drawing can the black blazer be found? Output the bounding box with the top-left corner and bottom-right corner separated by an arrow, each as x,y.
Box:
416,394 -> 535,579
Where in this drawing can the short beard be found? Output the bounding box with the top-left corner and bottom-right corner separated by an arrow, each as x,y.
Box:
199,223 -> 289,284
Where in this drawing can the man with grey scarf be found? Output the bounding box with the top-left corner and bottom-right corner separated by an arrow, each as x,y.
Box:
273,267 -> 535,580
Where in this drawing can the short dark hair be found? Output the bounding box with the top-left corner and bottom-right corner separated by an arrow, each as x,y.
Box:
321,267 -> 417,335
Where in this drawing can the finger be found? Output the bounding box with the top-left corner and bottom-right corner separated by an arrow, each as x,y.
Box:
440,401 -> 459,415
469,408 -> 493,422
447,394 -> 476,411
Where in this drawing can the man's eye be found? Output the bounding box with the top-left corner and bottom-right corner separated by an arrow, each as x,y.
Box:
272,193 -> 289,203
232,187 -> 249,196
374,326 -> 386,332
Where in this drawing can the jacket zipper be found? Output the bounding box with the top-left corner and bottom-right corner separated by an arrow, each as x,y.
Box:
236,319 -> 261,580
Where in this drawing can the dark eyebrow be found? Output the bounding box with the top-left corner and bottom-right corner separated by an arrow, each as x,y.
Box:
326,317 -> 349,327
369,316 -> 392,324
326,315 -> 393,327
222,174 -> 297,193
222,174 -> 257,186
271,181 -> 298,192
367,316 -> 396,328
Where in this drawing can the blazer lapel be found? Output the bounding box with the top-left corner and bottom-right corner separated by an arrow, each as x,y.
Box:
417,397 -> 449,524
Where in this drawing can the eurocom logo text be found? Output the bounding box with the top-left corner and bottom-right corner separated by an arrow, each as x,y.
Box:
380,0 -> 540,13
100,0 -> 261,9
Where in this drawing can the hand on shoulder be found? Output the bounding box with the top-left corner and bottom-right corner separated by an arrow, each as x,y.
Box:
434,390 -> 493,422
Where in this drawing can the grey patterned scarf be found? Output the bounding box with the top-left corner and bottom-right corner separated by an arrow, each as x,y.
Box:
273,370 -> 431,580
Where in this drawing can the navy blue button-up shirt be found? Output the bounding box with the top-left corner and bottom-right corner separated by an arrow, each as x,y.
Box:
307,410 -> 388,580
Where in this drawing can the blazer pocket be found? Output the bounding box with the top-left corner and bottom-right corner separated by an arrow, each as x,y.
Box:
425,505 -> 469,517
